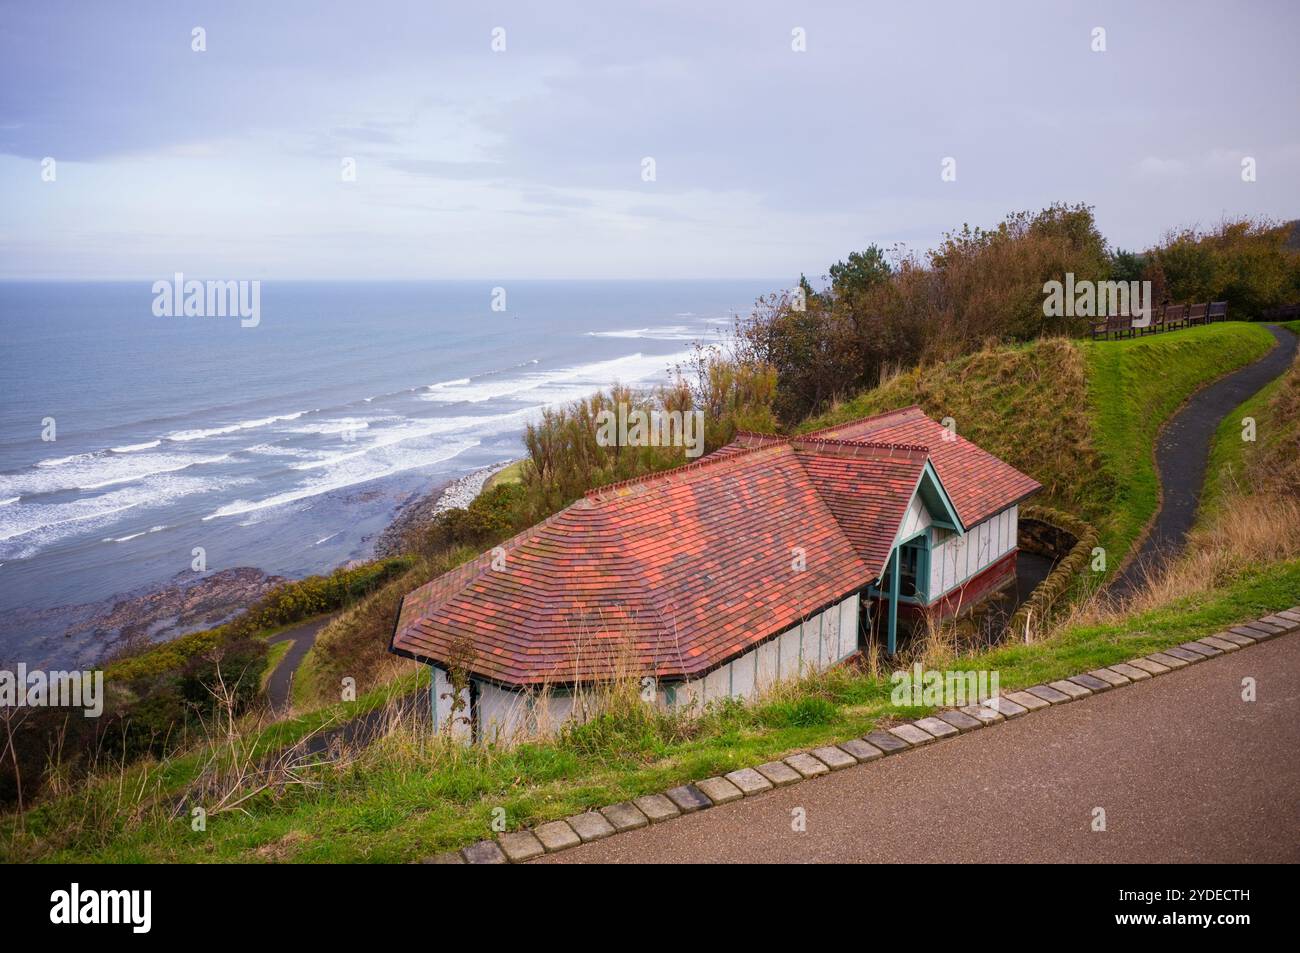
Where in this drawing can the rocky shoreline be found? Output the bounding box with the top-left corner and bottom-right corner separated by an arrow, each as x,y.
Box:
371,460 -> 515,557
7,567 -> 289,669
9,462 -> 516,667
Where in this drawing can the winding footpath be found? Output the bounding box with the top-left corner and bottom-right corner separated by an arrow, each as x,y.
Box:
260,463 -> 511,714
264,615 -> 332,712
1109,323 -> 1297,597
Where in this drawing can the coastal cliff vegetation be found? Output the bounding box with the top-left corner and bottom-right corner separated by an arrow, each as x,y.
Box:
5,207 -> 1299,836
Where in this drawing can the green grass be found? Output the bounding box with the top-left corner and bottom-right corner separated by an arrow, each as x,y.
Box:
256,613 -> 334,699
804,322 -> 1276,570
290,645 -> 323,710
1201,320 -> 1299,526
259,640 -> 293,692
10,557 -> 1297,863
802,337 -> 1107,519
1200,378 -> 1280,525
1078,322 -> 1275,562
484,460 -> 524,490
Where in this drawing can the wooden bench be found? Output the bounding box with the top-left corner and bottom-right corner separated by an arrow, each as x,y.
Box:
1207,300 -> 1228,322
1139,305 -> 1164,335
1090,314 -> 1135,340
1187,302 -> 1209,326
1162,303 -> 1188,330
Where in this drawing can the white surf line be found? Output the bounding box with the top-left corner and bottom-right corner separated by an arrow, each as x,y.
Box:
111,440 -> 162,453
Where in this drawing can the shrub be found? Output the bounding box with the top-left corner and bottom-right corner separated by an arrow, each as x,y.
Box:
0,557 -> 416,808
104,556 -> 414,684
311,549 -> 480,704
1145,218 -> 1300,319
743,203 -> 1112,422
427,483 -> 527,550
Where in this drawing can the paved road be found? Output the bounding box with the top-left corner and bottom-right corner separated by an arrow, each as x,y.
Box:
1111,323 -> 1297,597
264,615 -> 332,712
539,633 -> 1300,863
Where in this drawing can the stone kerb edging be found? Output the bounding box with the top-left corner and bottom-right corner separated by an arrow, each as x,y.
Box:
422,607 -> 1300,864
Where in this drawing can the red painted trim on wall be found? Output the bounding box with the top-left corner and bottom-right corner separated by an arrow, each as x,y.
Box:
872,549 -> 1018,624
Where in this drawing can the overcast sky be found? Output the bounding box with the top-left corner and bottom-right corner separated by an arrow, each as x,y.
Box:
2,0 -> 1297,280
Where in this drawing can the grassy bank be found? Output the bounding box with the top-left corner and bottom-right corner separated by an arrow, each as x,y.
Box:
1201,321 -> 1300,524
1079,321 -> 1276,560
8,556 -> 1295,863
259,640 -> 293,693
804,322 -> 1277,566
484,459 -> 525,490
802,337 -> 1107,517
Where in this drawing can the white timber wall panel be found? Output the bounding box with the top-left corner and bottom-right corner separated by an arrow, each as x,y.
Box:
673,679 -> 701,711
928,505 -> 1020,601
756,639 -> 780,692
731,651 -> 756,699
546,692 -> 578,731
819,604 -> 841,667
447,590 -> 871,744
800,613 -> 822,673
477,680 -> 531,744
431,665 -> 471,743
837,593 -> 859,660
929,529 -> 948,595
779,626 -> 801,681
897,495 -> 932,541
703,664 -> 730,703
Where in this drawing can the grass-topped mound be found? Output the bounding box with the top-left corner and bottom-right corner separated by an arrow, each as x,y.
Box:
803,322 -> 1277,562
802,336 -> 1102,515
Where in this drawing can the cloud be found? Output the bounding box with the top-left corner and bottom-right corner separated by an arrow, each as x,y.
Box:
3,1 -> 1299,277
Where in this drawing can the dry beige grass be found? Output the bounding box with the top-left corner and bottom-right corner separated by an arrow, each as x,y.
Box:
805,338 -> 1109,521
1091,494 -> 1300,623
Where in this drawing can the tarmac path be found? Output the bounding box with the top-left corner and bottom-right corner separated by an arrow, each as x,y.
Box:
539,631 -> 1300,863
1109,323 -> 1297,597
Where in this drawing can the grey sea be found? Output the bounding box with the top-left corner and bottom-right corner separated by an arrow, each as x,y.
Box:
0,279 -> 776,664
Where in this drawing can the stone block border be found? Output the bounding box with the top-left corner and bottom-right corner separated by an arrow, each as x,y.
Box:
422,607 -> 1300,864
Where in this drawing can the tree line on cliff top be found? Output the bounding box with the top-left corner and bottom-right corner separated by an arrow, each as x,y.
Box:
510,206 -> 1300,518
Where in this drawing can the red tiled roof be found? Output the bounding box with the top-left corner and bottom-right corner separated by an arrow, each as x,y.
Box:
391,409 -> 1040,686
805,406 -> 1041,527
